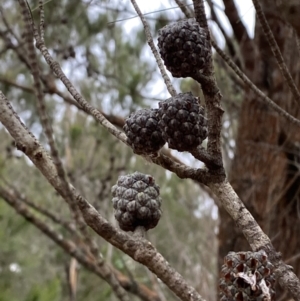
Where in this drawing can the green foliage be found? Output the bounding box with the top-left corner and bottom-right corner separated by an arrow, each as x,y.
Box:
0,200 -> 67,301
69,125 -> 83,147
24,278 -> 61,301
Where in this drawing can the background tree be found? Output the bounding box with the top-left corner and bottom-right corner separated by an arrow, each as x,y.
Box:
0,1 -> 299,301
214,2 -> 300,300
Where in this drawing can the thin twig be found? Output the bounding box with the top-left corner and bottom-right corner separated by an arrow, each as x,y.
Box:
15,188 -> 77,236
38,0 -> 45,41
212,39 -> 300,127
192,0 -> 209,30
0,178 -> 78,238
222,0 -> 251,44
222,0 -> 255,71
18,0 -> 74,207
0,77 -> 34,93
18,0 -> 99,255
191,0 -> 224,170
14,3 -> 126,145
0,76 -> 128,129
252,0 -> 300,106
0,6 -> 31,70
130,0 -> 177,97
36,38 -> 128,144
174,0 -> 194,18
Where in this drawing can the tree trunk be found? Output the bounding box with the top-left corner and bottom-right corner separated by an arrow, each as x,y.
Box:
219,1 -> 300,299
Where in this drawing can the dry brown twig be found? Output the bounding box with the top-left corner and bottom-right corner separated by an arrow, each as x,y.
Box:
130,0 -> 177,97
174,0 -> 194,18
3,181 -> 78,237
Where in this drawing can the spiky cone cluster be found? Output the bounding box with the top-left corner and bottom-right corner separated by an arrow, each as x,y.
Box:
111,172 -> 162,232
157,92 -> 207,152
123,109 -> 165,155
219,251 -> 276,301
157,18 -> 211,78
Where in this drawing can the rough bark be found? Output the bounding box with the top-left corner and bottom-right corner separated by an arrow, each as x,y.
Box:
219,1 -> 300,299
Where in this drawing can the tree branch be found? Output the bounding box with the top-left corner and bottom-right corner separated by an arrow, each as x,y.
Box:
18,0 -> 73,205
208,180 -> 300,300
212,39 -> 300,127
192,0 -> 225,175
0,182 -> 162,301
130,0 -> 177,97
174,0 -> 194,18
162,3 -> 300,298
0,187 -> 146,301
19,9 -> 128,145
0,91 -> 207,301
252,0 -> 300,106
223,0 -> 250,44
192,0 -> 208,31
76,193 -> 207,301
